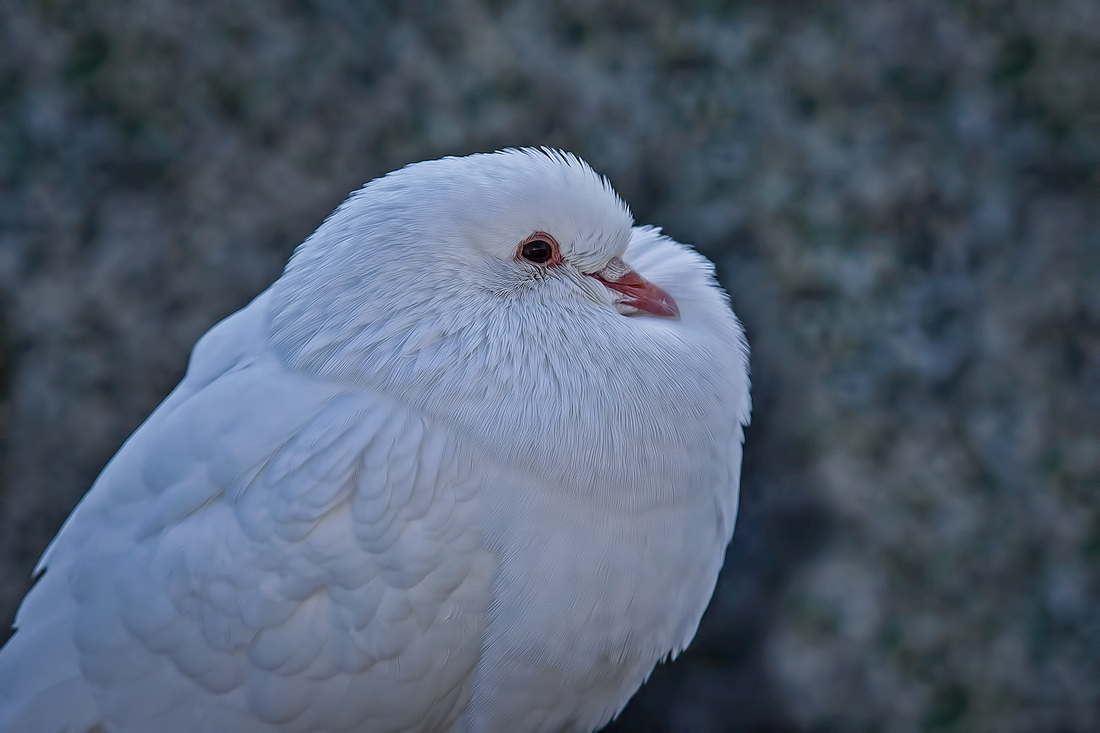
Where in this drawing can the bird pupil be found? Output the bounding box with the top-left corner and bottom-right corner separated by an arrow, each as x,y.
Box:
522,240 -> 553,264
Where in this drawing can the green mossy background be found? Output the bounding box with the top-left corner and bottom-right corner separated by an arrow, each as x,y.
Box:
1,1 -> 1098,730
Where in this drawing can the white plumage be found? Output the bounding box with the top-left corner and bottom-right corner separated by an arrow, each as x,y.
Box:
0,149 -> 750,733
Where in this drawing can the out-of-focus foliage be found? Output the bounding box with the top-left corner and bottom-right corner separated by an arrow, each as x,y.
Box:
0,1 -> 1097,731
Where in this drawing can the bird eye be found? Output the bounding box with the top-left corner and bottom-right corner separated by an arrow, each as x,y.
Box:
516,232 -> 561,267
520,239 -> 554,264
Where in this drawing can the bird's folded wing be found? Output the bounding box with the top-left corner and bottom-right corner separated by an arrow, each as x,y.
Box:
2,344 -> 494,733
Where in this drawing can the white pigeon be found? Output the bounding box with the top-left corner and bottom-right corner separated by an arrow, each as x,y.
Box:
0,148 -> 750,733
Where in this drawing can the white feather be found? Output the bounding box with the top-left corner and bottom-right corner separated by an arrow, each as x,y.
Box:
0,149 -> 749,733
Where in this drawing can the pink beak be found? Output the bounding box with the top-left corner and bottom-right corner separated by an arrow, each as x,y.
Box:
590,258 -> 680,319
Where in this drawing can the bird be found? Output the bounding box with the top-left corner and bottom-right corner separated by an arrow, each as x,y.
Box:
0,148 -> 750,733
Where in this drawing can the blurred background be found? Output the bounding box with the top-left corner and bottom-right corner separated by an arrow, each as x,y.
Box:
0,0 -> 1098,730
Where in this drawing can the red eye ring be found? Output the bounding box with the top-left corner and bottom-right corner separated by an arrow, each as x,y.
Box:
516,232 -> 562,267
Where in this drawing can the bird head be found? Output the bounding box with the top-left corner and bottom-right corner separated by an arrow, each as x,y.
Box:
267,148 -> 749,501
356,148 -> 680,320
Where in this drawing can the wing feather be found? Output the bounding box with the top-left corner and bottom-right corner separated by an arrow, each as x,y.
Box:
0,298 -> 495,733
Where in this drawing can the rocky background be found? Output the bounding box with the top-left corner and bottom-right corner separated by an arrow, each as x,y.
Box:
1,0 -> 1098,730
